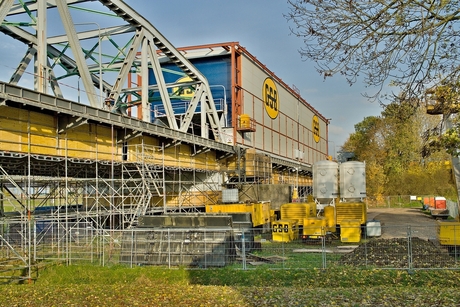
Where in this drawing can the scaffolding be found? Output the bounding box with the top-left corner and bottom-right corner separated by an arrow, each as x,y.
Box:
0,0 -> 315,280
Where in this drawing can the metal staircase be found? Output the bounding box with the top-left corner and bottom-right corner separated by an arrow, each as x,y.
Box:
122,144 -> 164,228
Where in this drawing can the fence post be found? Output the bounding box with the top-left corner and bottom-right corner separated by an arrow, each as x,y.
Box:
241,231 -> 246,270
364,226 -> 368,267
168,228 -> 171,269
282,240 -> 285,269
321,228 -> 326,270
455,225 -> 458,265
130,230 -> 134,268
33,220 -> 36,263
407,226 -> 413,272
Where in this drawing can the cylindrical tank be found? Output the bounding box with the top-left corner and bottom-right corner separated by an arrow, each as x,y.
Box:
313,160 -> 339,204
280,202 -> 317,226
339,161 -> 366,201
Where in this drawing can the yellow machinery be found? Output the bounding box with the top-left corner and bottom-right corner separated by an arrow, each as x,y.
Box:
302,217 -> 327,239
205,202 -> 271,228
323,205 -> 336,232
270,201 -> 367,243
272,219 -> 299,242
335,202 -> 367,225
437,221 -> 460,246
340,219 -> 362,243
335,203 -> 366,243
280,202 -> 317,226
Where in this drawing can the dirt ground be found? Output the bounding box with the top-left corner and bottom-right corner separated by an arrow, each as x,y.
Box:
366,207 -> 438,240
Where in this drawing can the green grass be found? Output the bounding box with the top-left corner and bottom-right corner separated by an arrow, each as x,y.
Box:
1,262 -> 460,306
30,263 -> 460,288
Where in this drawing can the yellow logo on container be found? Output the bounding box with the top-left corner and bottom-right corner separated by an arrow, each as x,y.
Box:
263,77 -> 279,119
172,76 -> 194,99
312,115 -> 320,143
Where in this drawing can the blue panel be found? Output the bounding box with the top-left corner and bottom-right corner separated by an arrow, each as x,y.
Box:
149,55 -> 232,127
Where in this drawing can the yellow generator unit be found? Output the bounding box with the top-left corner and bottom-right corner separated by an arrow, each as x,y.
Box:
280,202 -> 317,226
340,219 -> 362,243
335,202 -> 367,225
302,217 -> 327,239
205,202 -> 270,228
323,205 -> 336,232
437,221 -> 460,246
272,219 -> 299,242
270,209 -> 280,224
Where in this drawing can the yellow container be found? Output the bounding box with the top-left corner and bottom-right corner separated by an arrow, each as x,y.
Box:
323,205 -> 336,231
205,203 -> 270,228
302,217 -> 326,238
340,219 -> 361,243
272,219 -> 298,242
280,202 -> 317,226
336,202 -> 367,225
252,202 -> 271,227
239,114 -> 251,128
437,221 -> 460,245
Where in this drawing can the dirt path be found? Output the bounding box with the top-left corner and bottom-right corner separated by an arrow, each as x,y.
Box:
367,207 -> 438,240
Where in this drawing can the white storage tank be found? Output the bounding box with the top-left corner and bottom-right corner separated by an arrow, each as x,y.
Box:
313,160 -> 339,204
340,161 -> 366,201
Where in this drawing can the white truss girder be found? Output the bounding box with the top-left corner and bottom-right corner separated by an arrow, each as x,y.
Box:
0,0 -> 224,141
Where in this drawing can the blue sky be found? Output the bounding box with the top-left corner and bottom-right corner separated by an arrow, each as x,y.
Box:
137,0 -> 385,155
0,0 -> 385,156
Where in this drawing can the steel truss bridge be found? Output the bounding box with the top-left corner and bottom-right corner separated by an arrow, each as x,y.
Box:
0,0 -> 312,281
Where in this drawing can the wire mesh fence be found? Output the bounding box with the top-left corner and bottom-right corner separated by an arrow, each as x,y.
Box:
2,220 -> 460,278
19,224 -> 460,270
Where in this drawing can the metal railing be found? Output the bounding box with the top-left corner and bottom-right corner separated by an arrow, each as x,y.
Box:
2,220 -> 459,279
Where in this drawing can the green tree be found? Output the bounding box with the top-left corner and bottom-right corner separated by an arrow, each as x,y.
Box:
343,101 -> 454,197
380,102 -> 421,179
342,116 -> 387,197
286,0 -> 460,102
343,116 -> 384,162
424,80 -> 460,156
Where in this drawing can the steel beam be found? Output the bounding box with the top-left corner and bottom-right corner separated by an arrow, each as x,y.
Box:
0,0 -> 14,25
2,0 -> 225,141
0,81 -> 235,154
55,1 -> 99,107
36,1 -> 47,93
109,28 -> 144,111
179,83 -> 205,133
145,33 -> 176,129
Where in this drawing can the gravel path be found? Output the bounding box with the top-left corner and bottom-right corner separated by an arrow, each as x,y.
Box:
367,207 -> 438,240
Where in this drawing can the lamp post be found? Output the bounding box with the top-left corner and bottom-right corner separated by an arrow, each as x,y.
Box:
74,22 -> 103,108
328,140 -> 336,160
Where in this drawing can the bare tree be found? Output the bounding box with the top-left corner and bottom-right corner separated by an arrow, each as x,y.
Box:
286,0 -> 460,103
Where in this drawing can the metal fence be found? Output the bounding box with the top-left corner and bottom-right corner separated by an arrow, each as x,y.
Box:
4,222 -> 459,271
367,195 -> 458,213
1,221 -> 460,282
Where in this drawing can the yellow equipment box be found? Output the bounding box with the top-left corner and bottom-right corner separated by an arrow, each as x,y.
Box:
323,205 -> 336,232
206,202 -> 270,228
340,219 -> 362,243
302,217 -> 327,238
280,202 -> 317,226
437,220 -> 460,245
272,219 -> 299,242
336,202 -> 367,225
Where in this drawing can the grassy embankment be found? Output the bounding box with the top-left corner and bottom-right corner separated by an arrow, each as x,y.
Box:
1,263 -> 460,306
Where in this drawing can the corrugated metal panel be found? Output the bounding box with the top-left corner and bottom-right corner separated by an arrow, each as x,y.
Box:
336,202 -> 367,225
119,228 -> 235,267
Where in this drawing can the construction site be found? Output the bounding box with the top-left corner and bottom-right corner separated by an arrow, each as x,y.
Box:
0,0 -> 335,279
